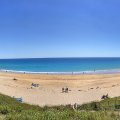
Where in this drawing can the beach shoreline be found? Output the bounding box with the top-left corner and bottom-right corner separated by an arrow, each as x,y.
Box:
0,71 -> 120,106
1,68 -> 120,75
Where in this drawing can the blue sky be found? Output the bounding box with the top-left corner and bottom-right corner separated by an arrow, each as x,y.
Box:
0,0 -> 120,58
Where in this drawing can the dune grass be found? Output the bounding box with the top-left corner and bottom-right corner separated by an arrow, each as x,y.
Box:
0,94 -> 120,120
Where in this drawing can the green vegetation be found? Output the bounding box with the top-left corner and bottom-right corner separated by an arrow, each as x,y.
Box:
0,94 -> 120,120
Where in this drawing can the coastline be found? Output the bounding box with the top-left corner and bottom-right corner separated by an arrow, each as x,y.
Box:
0,71 -> 120,106
1,68 -> 120,75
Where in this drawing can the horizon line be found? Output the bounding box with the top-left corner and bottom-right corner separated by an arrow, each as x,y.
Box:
0,57 -> 120,59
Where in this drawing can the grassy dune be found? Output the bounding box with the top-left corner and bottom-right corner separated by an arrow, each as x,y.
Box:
0,94 -> 120,120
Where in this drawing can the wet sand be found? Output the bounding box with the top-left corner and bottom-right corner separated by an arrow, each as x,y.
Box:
0,72 -> 120,106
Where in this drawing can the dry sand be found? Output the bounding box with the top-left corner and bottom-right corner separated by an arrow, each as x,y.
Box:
0,72 -> 120,106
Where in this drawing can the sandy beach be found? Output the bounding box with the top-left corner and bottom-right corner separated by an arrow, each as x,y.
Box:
0,72 -> 120,106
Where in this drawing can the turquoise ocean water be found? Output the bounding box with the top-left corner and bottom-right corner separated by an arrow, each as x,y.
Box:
0,58 -> 120,74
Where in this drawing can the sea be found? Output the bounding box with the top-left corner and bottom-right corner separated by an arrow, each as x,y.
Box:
0,58 -> 120,74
